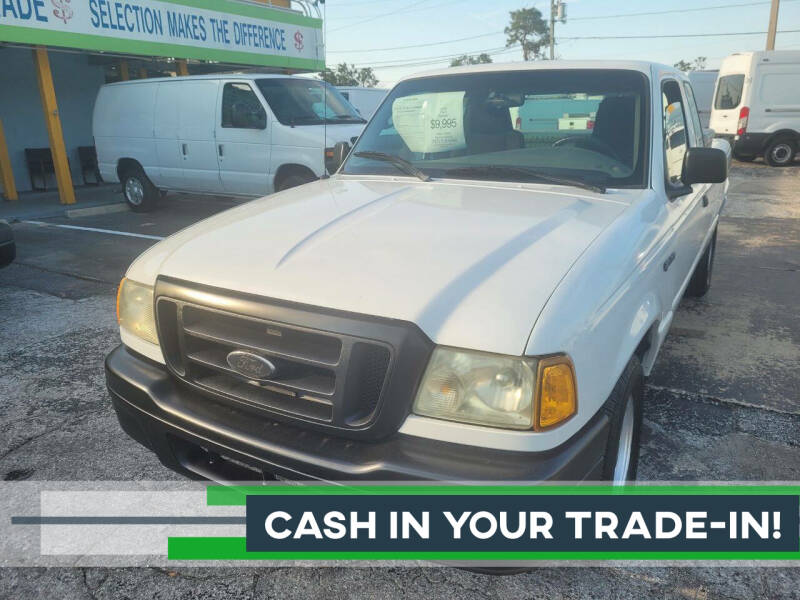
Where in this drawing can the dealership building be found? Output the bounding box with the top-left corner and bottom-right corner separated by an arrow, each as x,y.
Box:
0,0 -> 324,205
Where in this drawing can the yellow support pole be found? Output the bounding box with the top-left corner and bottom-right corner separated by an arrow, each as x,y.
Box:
139,67 -> 148,79
0,119 -> 18,202
176,59 -> 189,76
33,47 -> 75,205
119,60 -> 130,81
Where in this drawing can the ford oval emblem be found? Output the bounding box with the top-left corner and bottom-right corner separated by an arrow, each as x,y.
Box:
226,351 -> 277,381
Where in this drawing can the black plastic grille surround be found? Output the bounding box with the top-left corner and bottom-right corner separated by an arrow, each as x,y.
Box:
154,277 -> 433,441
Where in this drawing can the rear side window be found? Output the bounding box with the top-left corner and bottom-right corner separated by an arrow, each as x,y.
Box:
222,83 -> 267,129
714,74 -> 745,110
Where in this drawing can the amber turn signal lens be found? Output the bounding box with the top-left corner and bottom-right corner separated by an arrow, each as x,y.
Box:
116,277 -> 125,323
535,357 -> 577,430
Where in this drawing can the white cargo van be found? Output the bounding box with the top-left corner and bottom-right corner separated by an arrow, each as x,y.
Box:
710,50 -> 800,165
687,70 -> 718,129
93,74 -> 367,211
336,87 -> 388,118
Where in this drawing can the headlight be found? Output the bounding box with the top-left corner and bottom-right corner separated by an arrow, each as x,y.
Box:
116,278 -> 158,345
413,348 -> 576,431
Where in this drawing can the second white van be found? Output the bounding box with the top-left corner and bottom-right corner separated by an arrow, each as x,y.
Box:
710,50 -> 800,165
93,74 -> 367,211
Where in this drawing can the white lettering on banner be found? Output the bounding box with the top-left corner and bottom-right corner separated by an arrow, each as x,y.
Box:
392,91 -> 466,154
0,0 -> 322,65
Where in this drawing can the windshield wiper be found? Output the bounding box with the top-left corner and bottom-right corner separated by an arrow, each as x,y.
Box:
445,165 -> 606,194
330,114 -> 367,123
353,151 -> 432,182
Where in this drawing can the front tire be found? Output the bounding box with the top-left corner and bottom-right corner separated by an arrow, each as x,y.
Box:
764,138 -> 796,167
276,173 -> 315,192
686,228 -> 717,298
121,167 -> 158,212
601,356 -> 644,484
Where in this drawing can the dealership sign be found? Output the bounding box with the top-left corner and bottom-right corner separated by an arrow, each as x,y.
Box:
0,0 -> 324,70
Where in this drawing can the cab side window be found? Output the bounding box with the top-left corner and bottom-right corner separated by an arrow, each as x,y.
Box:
222,83 -> 267,130
662,80 -> 689,188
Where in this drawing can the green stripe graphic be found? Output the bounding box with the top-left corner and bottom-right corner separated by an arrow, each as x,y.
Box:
167,537 -> 800,562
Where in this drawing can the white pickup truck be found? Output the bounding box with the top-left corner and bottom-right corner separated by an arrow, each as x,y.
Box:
106,61 -> 730,484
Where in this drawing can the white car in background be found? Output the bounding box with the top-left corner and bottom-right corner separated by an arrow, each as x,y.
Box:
710,50 -> 800,165
93,75 -> 367,211
106,61 -> 729,485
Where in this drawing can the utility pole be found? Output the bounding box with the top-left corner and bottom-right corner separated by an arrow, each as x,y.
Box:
550,1 -> 566,60
549,0 -> 556,60
766,0 -> 780,50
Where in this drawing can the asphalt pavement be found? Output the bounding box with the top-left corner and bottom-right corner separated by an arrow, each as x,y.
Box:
0,164 -> 798,598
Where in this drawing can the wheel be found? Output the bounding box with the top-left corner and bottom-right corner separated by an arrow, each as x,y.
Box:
276,173 -> 315,192
686,228 -> 717,298
733,153 -> 756,163
764,138 -> 796,167
601,355 -> 644,484
121,167 -> 158,212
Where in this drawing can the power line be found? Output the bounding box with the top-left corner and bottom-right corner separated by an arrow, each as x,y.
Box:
328,0 -> 800,53
329,31 -> 501,54
561,29 -> 800,40
570,0 -> 798,21
328,0 -> 464,33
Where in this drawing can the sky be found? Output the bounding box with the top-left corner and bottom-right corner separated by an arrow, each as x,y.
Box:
319,0 -> 800,87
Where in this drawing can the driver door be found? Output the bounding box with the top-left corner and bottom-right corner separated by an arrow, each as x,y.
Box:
215,81 -> 272,196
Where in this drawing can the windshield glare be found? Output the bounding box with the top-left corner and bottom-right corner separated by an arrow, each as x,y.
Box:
255,78 -> 364,126
343,69 -> 650,188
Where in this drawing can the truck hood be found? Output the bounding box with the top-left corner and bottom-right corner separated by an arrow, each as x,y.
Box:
130,177 -> 628,355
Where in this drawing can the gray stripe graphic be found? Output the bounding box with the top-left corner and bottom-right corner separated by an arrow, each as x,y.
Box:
11,516 -> 246,525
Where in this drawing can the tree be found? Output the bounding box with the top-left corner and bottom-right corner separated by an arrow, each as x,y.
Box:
450,53 -> 493,67
505,7 -> 550,61
673,57 -> 707,72
319,63 -> 378,87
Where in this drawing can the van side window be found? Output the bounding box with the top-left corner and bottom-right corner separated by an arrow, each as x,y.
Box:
662,80 -> 689,188
222,83 -> 267,129
682,82 -> 704,147
714,74 -> 744,110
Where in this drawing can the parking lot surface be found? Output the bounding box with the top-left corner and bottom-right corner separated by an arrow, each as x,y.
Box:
1,164 -> 799,598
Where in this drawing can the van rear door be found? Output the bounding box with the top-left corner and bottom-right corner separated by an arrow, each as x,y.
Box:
710,73 -> 746,135
215,80 -> 271,196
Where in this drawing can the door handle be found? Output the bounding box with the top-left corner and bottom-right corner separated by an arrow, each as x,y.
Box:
702,194 -> 709,208
218,144 -> 224,157
181,143 -> 188,156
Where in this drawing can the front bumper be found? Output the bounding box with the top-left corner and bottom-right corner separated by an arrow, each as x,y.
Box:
106,344 -> 608,482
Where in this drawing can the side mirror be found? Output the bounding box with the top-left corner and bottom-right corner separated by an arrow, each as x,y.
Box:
327,141 -> 351,173
683,147 -> 728,185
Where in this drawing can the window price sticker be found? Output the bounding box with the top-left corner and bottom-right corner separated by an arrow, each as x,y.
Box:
392,91 -> 466,153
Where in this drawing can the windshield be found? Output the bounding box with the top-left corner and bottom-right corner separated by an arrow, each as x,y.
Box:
342,69 -> 650,189
713,74 -> 745,110
255,78 -> 365,126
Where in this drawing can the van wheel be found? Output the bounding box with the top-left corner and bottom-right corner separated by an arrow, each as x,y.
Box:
764,138 -> 796,167
122,168 -> 158,212
276,173 -> 315,192
686,228 -> 717,298
601,355 -> 644,484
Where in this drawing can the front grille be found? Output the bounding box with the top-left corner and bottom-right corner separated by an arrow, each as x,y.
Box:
154,278 -> 433,440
